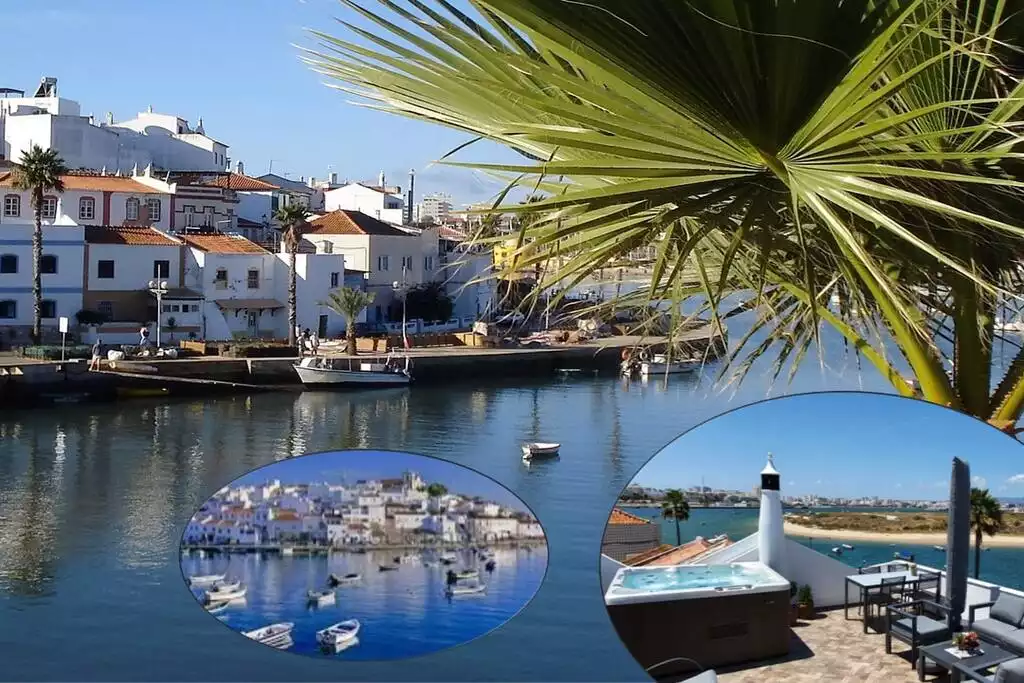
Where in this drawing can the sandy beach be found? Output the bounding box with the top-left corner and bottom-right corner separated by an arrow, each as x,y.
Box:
784,521 -> 1024,548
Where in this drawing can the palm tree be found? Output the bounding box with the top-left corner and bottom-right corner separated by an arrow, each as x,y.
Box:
320,287 -> 376,355
306,1 -> 1024,428
273,204 -> 311,346
426,483 -> 448,498
12,145 -> 67,343
970,487 -> 1005,579
661,489 -> 690,546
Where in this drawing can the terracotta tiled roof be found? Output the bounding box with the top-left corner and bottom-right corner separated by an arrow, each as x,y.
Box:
608,508 -> 652,526
438,226 -> 469,241
623,544 -> 675,565
180,232 -> 269,254
84,226 -> 180,246
274,511 -> 300,521
308,210 -> 411,237
0,173 -> 166,194
628,536 -> 735,567
200,173 -> 279,191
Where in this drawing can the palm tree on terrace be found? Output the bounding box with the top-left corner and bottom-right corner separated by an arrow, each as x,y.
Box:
321,286 -> 376,355
970,487 -> 1005,580
305,1 -> 1024,429
12,145 -> 67,343
273,204 -> 312,346
661,489 -> 690,547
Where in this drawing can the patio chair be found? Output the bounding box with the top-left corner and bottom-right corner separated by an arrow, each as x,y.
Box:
886,599 -> 952,666
866,576 -> 907,628
910,570 -> 942,603
957,657 -> 1024,682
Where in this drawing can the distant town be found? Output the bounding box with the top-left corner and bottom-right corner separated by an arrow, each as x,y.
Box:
183,470 -> 545,550
620,483 -> 1024,512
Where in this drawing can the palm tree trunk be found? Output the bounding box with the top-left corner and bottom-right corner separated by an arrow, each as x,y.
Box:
31,189 -> 43,344
974,528 -> 983,579
288,245 -> 297,346
674,517 -> 681,546
346,318 -> 356,356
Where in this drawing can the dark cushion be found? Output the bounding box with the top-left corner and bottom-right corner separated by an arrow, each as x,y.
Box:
974,619 -> 1023,649
891,616 -> 949,641
995,658 -> 1024,683
992,593 -> 1024,628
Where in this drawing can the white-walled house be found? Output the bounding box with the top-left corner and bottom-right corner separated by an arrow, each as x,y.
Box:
305,210 -> 437,325
435,226 -> 496,320
280,244 -> 354,339
469,516 -> 519,541
323,176 -> 405,225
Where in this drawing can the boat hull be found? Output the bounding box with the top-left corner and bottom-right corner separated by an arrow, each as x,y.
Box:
640,362 -> 697,376
294,365 -> 411,387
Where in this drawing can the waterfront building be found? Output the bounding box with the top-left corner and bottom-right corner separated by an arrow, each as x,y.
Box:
468,515 -> 519,541
0,77 -> 228,173
323,172 -> 405,225
517,521 -> 545,539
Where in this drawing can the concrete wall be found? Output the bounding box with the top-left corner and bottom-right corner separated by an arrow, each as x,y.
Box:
85,244 -> 183,291
238,191 -> 273,224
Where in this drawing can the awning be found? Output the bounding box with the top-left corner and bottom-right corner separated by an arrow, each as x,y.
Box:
215,299 -> 285,310
156,288 -> 204,300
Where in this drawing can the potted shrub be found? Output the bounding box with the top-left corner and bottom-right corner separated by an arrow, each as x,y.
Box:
797,584 -> 815,619
789,581 -> 800,625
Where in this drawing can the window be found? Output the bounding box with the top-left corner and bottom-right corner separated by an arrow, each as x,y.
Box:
202,206 -> 214,227
162,304 -> 180,313
377,255 -> 389,271
41,196 -> 57,219
189,304 -> 199,313
0,254 -> 16,274
146,198 -> 162,222
153,260 -> 170,279
183,205 -> 196,227
79,196 -> 95,221
214,268 -> 228,289
40,300 -> 56,319
247,269 -> 259,289
330,272 -> 339,288
4,194 -> 20,217
0,300 -> 15,319
321,241 -> 333,254
40,254 -> 57,274
401,256 -> 413,271
125,198 -> 140,221
424,255 -> 434,272
97,260 -> 115,279
97,301 -> 113,319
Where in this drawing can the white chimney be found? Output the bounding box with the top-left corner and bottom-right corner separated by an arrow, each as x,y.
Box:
236,161 -> 244,175
299,176 -> 305,183
328,172 -> 338,185
309,176 -> 316,188
757,453 -> 786,576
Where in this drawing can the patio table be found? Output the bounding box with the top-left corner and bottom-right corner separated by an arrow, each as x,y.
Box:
919,639 -> 1015,682
844,571 -> 921,633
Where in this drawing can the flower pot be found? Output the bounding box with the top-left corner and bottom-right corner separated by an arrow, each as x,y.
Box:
798,602 -> 815,619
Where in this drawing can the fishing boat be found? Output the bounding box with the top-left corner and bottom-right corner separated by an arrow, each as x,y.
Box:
188,573 -> 226,588
204,584 -> 247,603
328,573 -> 361,586
316,619 -> 361,649
446,581 -> 487,597
293,355 -> 412,388
378,564 -> 399,572
521,442 -> 560,460
640,354 -> 700,376
840,544 -> 854,550
830,547 -> 843,556
439,554 -> 457,565
243,622 -> 294,648
307,589 -> 336,606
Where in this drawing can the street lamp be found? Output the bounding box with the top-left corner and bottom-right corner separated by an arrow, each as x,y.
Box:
392,263 -> 409,350
148,280 -> 169,348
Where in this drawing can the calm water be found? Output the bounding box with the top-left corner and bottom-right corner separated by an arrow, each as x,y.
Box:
623,507 -> 1024,591
180,547 -> 546,661
0,314 -> 1007,681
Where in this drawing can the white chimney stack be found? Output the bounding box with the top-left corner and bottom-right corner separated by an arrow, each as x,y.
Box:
236,161 -> 244,175
328,172 -> 338,185
757,453 -> 786,576
309,176 -> 317,188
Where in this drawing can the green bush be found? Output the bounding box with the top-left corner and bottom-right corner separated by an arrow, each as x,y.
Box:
19,345 -> 92,360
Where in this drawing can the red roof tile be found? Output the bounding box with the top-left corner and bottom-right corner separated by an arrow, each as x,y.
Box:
609,508 -> 652,526
84,226 -> 180,246
308,210 -> 411,237
200,173 -> 279,191
180,232 -> 269,254
0,173 -> 166,194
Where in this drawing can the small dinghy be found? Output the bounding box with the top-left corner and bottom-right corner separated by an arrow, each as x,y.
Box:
446,581 -> 487,597
205,602 -> 229,615
307,589 -> 336,606
840,544 -> 854,550
205,584 -> 247,603
379,564 -> 399,572
316,619 -> 360,648
329,573 -> 361,586
831,547 -> 843,556
439,554 -> 457,565
933,545 -> 947,552
244,622 -> 294,648
522,442 -> 560,460
189,573 -> 226,588
212,579 -> 241,592
454,569 -> 479,581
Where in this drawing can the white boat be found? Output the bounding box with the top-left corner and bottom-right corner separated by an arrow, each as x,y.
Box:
329,573 -> 361,585
307,589 -> 336,606
188,573 -> 226,587
205,602 -> 229,615
316,619 -> 361,648
831,547 -> 843,555
439,554 -> 457,565
522,442 -> 560,460
453,569 -> 479,581
204,584 -> 247,603
294,355 -> 412,387
281,547 -> 294,556
446,581 -> 487,597
934,545 -> 947,552
840,544 -> 854,550
243,622 -> 294,648
640,354 -> 700,376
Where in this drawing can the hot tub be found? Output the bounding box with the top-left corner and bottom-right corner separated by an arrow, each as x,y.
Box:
604,562 -> 792,677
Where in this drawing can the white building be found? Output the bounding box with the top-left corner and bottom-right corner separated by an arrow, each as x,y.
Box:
0,77 -> 229,173
435,225 -> 497,320
423,515 -> 461,543
416,193 -> 453,224
469,516 -> 519,541
391,510 -> 430,531
517,520 -> 545,539
323,172 -> 405,225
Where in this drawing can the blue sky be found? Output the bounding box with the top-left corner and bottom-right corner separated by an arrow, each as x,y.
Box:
631,393 -> 1024,500
232,449 -> 529,509
3,0 -> 513,205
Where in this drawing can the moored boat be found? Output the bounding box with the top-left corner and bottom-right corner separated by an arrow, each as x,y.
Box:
204,584 -> 247,603
454,569 -> 479,581
188,573 -> 226,588
328,573 -> 361,586
521,442 -> 560,460
316,619 -> 360,648
439,554 -> 457,565
243,622 -> 294,648
307,589 -> 336,606
294,355 -> 412,388
640,354 -> 700,376
378,564 -> 399,572
446,581 -> 487,597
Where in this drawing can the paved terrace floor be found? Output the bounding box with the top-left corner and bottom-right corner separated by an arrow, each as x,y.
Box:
714,608 -> 950,683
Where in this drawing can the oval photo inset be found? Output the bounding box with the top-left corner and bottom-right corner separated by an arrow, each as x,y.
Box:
180,450 -> 548,661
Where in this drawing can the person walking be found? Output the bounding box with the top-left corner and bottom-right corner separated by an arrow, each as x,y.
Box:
89,338 -> 103,371
310,330 -> 320,356
300,328 -> 311,356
